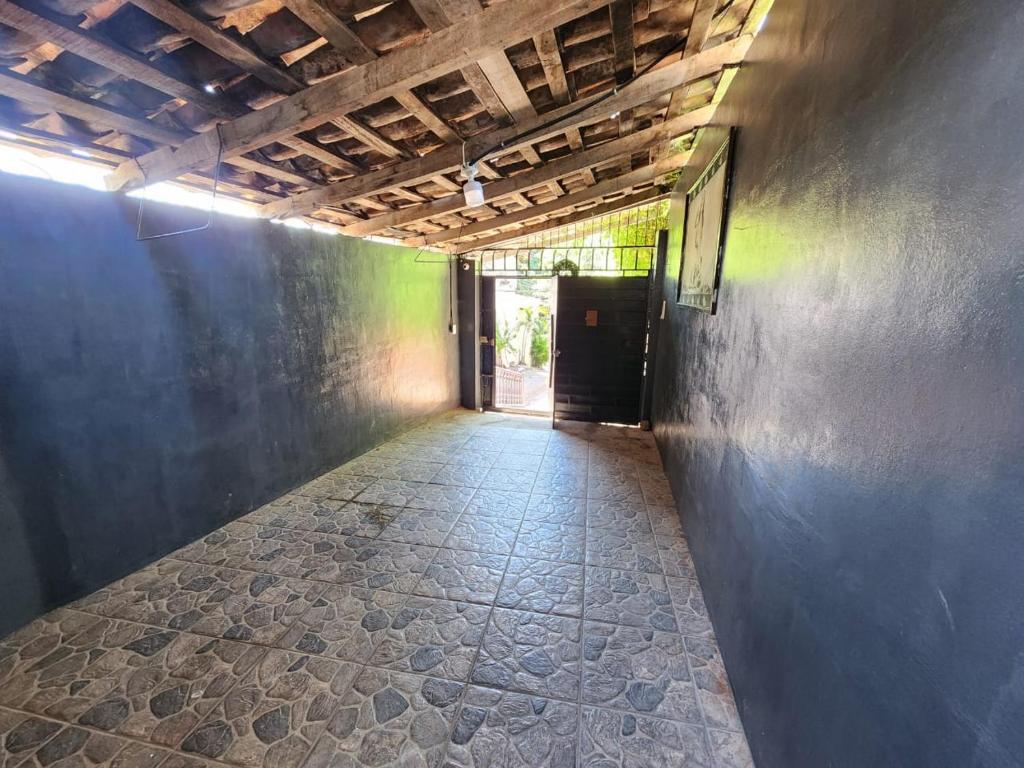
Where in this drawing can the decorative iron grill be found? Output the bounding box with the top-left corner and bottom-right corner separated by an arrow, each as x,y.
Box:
471,200 -> 668,277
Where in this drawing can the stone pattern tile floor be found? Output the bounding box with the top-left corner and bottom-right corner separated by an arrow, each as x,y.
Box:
0,411 -> 754,768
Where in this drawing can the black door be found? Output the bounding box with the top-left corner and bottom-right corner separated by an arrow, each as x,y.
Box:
552,276 -> 650,424
480,276 -> 496,408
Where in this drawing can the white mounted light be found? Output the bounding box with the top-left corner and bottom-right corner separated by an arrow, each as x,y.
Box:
462,162 -> 485,207
0,130 -> 18,140
70,148 -> 92,158
203,83 -> 217,94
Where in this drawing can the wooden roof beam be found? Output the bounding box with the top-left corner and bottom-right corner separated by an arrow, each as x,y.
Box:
533,29 -> 571,106
0,0 -> 229,117
609,0 -> 636,86
106,0 -> 609,190
284,0 -> 460,146
260,36 -> 749,219
407,0 -> 515,123
456,187 -> 668,252
339,106 -> 710,237
127,0 -> 299,94
3,0 -> 365,176
284,0 -> 376,64
0,69 -> 322,189
414,152 -> 690,246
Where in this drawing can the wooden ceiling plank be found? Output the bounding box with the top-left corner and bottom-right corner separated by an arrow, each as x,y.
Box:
127,0 -> 301,94
284,0 -> 376,64
285,0 -> 458,146
338,110 -> 703,237
229,155 -> 322,186
3,0 -> 372,176
609,0 -> 635,175
259,36 -> 747,219
126,0 -> 371,174
476,52 -> 536,123
330,114 -> 407,158
431,174 -> 461,192
651,0 -> 725,164
394,91 -> 460,143
417,152 -> 690,246
664,0 -> 718,120
609,0 -> 636,85
106,0 -> 609,190
0,68 -> 186,145
0,0 -> 229,116
533,29 -> 570,106
0,69 -> 321,188
408,0 -> 519,124
453,187 -> 668,252
281,136 -> 361,174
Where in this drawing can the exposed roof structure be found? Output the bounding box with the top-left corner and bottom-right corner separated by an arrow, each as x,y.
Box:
0,0 -> 768,248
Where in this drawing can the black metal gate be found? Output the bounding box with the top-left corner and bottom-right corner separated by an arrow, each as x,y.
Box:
479,276 -> 496,408
552,276 -> 650,425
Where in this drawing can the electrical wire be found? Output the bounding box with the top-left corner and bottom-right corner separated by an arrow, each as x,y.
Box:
466,35 -> 689,168
136,125 -> 225,241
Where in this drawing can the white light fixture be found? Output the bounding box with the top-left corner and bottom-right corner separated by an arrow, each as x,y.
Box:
0,130 -> 18,140
71,148 -> 92,158
203,83 -> 217,94
610,111 -> 620,120
462,162 -> 485,207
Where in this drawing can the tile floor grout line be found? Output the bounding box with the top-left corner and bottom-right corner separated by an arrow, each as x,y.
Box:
0,632 -> 280,767
64,573 -> 732,694
3,414 -> 749,767
0,701 -> 241,768
437,479 -> 531,764
19,616 -> 723,742
656,497 -> 720,768
575,435 -> 593,768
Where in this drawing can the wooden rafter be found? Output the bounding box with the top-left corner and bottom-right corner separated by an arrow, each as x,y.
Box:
609,0 -> 636,86
533,30 -> 571,106
126,0 -> 298,94
0,0 -> 770,238
413,152 -> 690,247
1,0 -> 368,179
105,0 -> 610,190
0,0 -> 229,117
651,0 -> 718,162
404,0 -> 509,122
283,0 -> 376,64
340,106 -> 712,238
0,68 -> 321,189
455,187 -> 669,252
260,36 -> 749,219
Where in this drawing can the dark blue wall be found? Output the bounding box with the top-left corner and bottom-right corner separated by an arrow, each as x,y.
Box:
652,0 -> 1024,766
0,176 -> 459,637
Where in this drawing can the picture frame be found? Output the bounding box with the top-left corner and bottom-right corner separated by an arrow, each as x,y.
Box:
676,129 -> 736,313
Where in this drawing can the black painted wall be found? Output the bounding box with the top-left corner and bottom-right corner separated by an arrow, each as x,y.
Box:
651,0 -> 1024,766
0,176 -> 459,637
456,258 -> 479,410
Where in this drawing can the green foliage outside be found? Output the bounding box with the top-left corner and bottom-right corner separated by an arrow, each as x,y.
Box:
495,319 -> 514,368
530,313 -> 550,368
495,306 -> 550,369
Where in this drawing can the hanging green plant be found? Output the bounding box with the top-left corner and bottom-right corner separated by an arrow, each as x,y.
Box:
551,258 -> 579,276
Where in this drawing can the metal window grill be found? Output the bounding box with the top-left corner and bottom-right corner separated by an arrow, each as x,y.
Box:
471,200 -> 668,277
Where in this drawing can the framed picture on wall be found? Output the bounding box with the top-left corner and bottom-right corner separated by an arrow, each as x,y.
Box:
677,130 -> 736,313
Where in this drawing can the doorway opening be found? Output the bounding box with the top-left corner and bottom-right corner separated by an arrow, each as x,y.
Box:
492,277 -> 555,414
